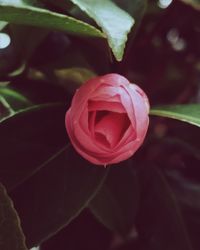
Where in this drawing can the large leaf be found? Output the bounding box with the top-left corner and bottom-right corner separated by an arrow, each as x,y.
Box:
150,104 -> 200,127
89,161 -> 139,236
0,183 -> 28,250
0,103 -> 67,190
0,0 -> 104,38
70,0 -> 134,61
11,145 -> 108,248
137,166 -> 193,250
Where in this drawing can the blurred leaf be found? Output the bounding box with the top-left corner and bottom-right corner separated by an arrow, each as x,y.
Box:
9,24 -> 49,61
181,0 -> 200,10
54,67 -> 96,85
8,63 -> 26,77
150,104 -> 200,127
54,67 -> 96,93
0,20 -> 8,30
137,166 -> 193,250
0,182 -> 28,250
29,30 -> 110,76
0,0 -> 105,38
0,86 -> 31,111
0,26 -> 48,77
114,0 -> 147,63
11,145 -> 108,248
114,0 -> 147,20
89,162 -> 139,237
165,170 -> 200,211
0,103 -> 67,190
69,0 -> 134,61
0,86 -> 31,120
158,136 -> 200,161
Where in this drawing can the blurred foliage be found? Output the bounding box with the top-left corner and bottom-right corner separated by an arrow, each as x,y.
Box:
0,0 -> 200,250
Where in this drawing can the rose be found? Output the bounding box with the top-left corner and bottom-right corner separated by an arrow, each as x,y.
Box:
65,73 -> 149,166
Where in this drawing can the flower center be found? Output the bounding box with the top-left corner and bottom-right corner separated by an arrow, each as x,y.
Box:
93,110 -> 130,148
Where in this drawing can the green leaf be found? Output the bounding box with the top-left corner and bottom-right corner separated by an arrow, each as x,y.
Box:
137,166 -> 193,250
0,183 -> 28,250
0,87 -> 31,120
0,0 -> 105,38
11,145 -> 108,248
89,161 -> 139,236
0,103 -> 67,190
150,104 -> 200,127
0,20 -> 7,30
70,0 -> 134,61
0,87 -> 31,110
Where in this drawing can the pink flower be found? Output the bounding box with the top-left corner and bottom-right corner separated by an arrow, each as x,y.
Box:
65,73 -> 149,166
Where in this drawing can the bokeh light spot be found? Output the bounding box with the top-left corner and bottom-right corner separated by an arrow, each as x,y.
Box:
158,0 -> 173,8
0,33 -> 11,49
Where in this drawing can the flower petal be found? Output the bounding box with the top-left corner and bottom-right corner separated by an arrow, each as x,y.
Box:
88,100 -> 126,113
94,112 -> 130,148
127,84 -> 149,140
97,73 -> 130,87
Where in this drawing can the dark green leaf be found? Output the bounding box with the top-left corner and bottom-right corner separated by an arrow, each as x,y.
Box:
165,170 -> 200,250
0,0 -> 105,38
150,104 -> 200,127
11,145 -> 108,248
137,166 -> 193,250
70,0 -> 134,61
0,103 -> 67,190
165,170 -> 200,211
161,136 -> 200,159
0,183 -> 28,250
89,161 -> 139,236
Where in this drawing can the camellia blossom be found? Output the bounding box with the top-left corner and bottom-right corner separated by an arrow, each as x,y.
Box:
65,73 -> 149,166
